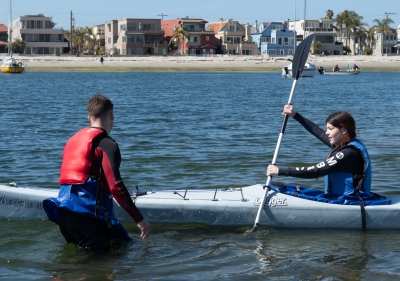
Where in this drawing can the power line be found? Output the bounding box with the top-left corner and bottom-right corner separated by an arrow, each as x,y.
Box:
157,13 -> 168,21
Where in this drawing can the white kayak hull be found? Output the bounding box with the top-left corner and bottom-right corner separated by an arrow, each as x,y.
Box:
1,183 -> 400,229
323,71 -> 360,75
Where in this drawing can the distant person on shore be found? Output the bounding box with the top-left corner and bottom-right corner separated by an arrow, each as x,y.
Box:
334,64 -> 340,72
43,94 -> 151,251
100,56 -> 104,66
266,104 -> 371,197
353,64 -> 360,71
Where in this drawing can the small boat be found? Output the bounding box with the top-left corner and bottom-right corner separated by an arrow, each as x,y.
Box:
317,65 -> 360,75
282,61 -> 316,77
1,56 -> 26,73
0,0 -> 26,74
0,182 -> 398,229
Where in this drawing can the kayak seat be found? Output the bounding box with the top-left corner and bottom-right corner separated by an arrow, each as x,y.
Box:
269,184 -> 391,206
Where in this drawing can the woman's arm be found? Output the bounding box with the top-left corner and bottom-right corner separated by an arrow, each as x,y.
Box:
275,147 -> 363,178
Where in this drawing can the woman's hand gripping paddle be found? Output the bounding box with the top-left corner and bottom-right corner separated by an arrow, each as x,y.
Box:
247,34 -> 315,233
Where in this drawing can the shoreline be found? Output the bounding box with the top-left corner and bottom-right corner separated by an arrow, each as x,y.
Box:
2,54 -> 400,71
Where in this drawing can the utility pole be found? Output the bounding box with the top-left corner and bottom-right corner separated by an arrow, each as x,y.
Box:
384,12 -> 396,19
70,11 -> 73,54
157,13 -> 168,21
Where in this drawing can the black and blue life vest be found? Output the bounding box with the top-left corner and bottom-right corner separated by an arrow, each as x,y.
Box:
324,139 -> 371,196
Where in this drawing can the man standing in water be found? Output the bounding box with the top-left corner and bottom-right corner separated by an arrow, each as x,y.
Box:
43,94 -> 151,251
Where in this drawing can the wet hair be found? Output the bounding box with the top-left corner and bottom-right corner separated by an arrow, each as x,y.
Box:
87,94 -> 113,118
326,111 -> 356,148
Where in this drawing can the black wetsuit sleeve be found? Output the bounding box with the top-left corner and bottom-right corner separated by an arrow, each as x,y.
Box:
278,147 -> 363,178
96,137 -> 144,223
293,112 -> 331,147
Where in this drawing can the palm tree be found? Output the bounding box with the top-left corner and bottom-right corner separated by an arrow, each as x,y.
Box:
325,9 -> 334,20
364,27 -> 376,48
5,38 -> 26,53
169,26 -> 188,55
335,10 -> 364,51
312,40 -> 324,54
373,17 -> 395,54
334,11 -> 347,44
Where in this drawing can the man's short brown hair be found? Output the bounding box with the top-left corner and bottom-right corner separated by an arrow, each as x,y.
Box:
87,94 -> 114,118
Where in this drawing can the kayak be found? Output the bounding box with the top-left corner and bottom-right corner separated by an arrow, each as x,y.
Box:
1,183 -> 399,229
322,71 -> 360,75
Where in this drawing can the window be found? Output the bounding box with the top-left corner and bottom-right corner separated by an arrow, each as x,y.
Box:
128,36 -> 134,42
278,37 -> 283,45
189,36 -> 198,43
307,22 -> 315,28
284,37 -> 289,45
184,24 -> 195,31
288,49 -> 293,55
323,22 -> 330,29
270,24 -> 281,30
315,35 -> 334,44
229,25 -> 236,31
137,36 -> 143,43
128,48 -> 135,55
233,37 -> 240,44
289,37 -> 294,45
271,37 -> 276,44
108,38 -> 111,44
268,49 -> 277,55
226,37 -> 233,43
122,49 -> 126,55
127,24 -> 136,31
206,36 -> 209,41
143,24 -> 154,30
120,24 -> 127,31
122,36 -> 127,43
136,48 -> 143,55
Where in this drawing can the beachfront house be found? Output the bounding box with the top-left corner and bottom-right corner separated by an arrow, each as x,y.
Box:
289,19 -> 341,55
371,29 -> 399,55
105,18 -> 167,56
162,17 -> 216,55
11,14 -> 68,55
0,23 -> 7,53
251,22 -> 295,56
207,19 -> 258,55
92,24 -> 105,51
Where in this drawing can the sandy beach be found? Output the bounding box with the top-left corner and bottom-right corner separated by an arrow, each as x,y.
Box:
2,54 -> 400,71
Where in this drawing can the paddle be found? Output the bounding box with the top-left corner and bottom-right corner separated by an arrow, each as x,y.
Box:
248,34 -> 314,233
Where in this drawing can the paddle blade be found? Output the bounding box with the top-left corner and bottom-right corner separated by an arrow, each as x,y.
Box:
291,34 -> 314,80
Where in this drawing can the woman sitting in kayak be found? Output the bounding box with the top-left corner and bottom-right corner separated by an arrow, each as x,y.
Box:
266,105 -> 371,196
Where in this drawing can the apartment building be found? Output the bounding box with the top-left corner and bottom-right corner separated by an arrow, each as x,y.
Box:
11,14 -> 68,55
289,19 -> 342,55
207,19 -> 258,55
104,18 -> 166,55
162,17 -> 216,55
92,23 -> 105,48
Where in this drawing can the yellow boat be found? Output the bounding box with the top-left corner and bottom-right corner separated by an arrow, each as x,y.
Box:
1,0 -> 26,74
0,56 -> 26,73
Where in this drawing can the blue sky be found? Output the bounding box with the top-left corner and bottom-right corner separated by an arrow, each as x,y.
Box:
0,0 -> 399,30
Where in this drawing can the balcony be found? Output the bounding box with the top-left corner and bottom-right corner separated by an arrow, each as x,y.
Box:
305,27 -> 334,32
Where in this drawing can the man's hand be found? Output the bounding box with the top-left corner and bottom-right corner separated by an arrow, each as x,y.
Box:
137,219 -> 151,239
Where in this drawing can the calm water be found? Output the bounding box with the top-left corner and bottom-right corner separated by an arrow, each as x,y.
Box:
1,71 -> 400,280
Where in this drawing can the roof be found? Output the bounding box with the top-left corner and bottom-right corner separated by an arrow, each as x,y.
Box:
0,24 -> 8,32
207,22 -> 226,33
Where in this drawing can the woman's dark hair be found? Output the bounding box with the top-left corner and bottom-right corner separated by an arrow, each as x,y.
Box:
326,111 -> 356,147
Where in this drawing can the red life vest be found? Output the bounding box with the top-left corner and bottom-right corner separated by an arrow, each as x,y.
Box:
58,128 -> 106,185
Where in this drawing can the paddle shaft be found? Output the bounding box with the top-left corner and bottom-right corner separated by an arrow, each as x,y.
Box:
252,80 -> 299,228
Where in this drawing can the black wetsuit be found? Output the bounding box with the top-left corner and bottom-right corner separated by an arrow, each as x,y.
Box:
278,113 -> 364,179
